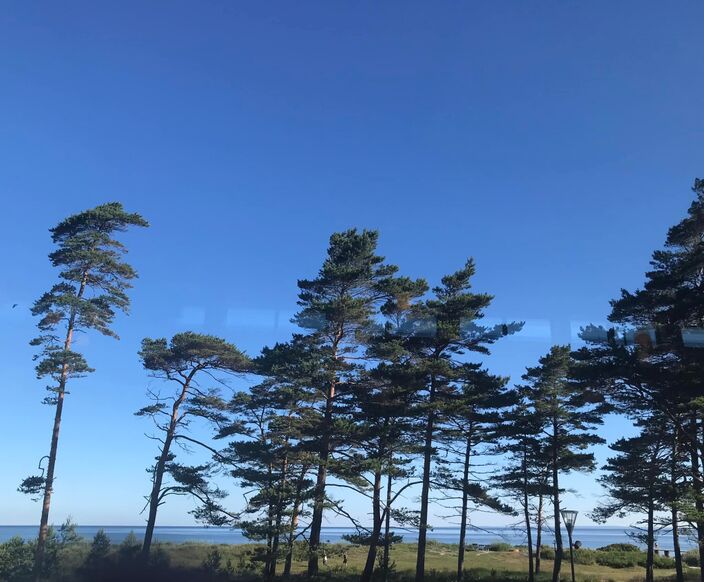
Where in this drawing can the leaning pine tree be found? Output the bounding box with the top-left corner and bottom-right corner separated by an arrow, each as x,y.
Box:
20,203 -> 148,580
137,332 -> 251,558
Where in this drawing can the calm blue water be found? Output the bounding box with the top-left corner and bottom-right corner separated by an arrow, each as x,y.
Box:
0,525 -> 696,550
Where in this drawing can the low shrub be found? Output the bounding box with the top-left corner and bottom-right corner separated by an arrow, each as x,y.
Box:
0,536 -> 34,581
596,543 -> 640,552
487,543 -> 513,552
684,550 -> 699,567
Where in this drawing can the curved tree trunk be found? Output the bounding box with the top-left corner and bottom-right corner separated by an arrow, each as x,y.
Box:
142,374 -> 193,559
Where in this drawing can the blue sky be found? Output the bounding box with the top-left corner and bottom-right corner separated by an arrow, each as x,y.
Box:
1,1 -> 703,529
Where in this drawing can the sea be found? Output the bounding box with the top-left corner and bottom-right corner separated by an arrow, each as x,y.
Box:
0,526 -> 697,551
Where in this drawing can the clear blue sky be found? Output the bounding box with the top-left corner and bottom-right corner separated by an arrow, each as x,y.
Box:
1,1 -> 703,529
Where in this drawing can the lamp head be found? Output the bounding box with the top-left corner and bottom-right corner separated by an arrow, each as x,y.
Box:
561,509 -> 578,532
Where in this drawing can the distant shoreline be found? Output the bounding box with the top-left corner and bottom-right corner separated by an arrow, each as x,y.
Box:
0,524 -> 695,550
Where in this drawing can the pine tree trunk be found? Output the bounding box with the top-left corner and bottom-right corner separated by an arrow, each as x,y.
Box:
307,354 -> 338,577
263,459 -> 276,578
456,432 -> 472,582
645,497 -> 655,582
382,469 -> 393,581
551,428 -> 563,582
415,375 -> 436,582
672,428 -> 684,582
269,452 -> 289,578
689,416 -> 704,582
34,274 -> 87,581
361,466 -> 384,582
523,451 -> 534,582
142,376 -> 192,559
535,492 -> 543,575
284,469 -> 307,578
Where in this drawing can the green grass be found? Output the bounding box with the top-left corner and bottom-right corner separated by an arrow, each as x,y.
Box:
145,541 -> 693,581
3,539 -> 699,582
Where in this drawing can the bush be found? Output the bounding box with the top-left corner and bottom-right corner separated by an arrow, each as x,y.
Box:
0,536 -> 34,581
684,550 -> 700,567
487,543 -> 513,552
596,543 -> 641,552
594,551 -> 639,569
85,529 -> 111,565
539,546 -> 555,560
202,548 -> 222,574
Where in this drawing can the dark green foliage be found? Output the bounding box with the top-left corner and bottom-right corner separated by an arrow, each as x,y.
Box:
486,543 -> 513,552
0,536 -> 34,581
400,259 -> 521,582
290,229 -> 401,576
30,203 -> 148,388
519,345 -> 607,582
84,529 -> 110,566
119,531 -> 141,562
597,543 -> 641,552
201,548 -> 222,573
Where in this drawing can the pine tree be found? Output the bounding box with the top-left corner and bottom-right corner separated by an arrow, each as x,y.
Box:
521,345 -> 606,582
136,332 -> 250,558
402,260 -> 521,582
592,420 -> 671,582
218,339 -> 318,577
292,229 -> 398,576
347,276 -> 427,582
494,398 -> 551,582
20,203 -> 147,579
574,178 -> 704,581
83,529 -> 111,573
438,365 -> 515,582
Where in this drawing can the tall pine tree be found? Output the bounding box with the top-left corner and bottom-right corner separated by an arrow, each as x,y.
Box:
21,203 -> 147,579
292,229 -> 398,576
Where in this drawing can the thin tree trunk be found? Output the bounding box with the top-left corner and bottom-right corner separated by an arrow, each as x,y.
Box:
307,340 -> 340,577
34,274 -> 87,581
284,467 -> 307,578
535,491 -> 544,575
415,375 -> 436,582
457,432 -> 472,582
689,415 -> 704,582
307,397 -> 332,576
141,373 -> 194,559
672,427 -> 684,582
523,451 -> 534,582
551,428 -> 563,582
264,458 -> 275,577
269,451 -> 289,578
645,497 -> 655,582
361,466 -> 384,582
382,469 -> 393,580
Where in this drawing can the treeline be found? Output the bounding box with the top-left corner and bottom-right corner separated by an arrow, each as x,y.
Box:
17,179 -> 704,582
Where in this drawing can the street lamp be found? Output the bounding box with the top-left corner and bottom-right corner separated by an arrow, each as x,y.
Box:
560,510 -> 578,582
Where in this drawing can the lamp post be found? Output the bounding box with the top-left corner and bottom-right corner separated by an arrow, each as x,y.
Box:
560,510 -> 578,582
